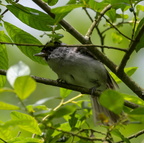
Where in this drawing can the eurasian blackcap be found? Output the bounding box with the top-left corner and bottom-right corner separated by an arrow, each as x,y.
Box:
35,42 -> 119,124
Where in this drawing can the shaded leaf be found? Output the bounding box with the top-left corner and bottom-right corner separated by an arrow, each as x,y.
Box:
130,107 -> 144,115
14,76 -> 36,100
7,4 -> 61,31
100,90 -> 124,114
4,22 -> 46,64
69,111 -> 78,128
50,105 -> 76,119
112,129 -> 130,143
11,111 -> 42,135
106,8 -> 116,22
7,61 -> 30,87
135,18 -> 144,52
44,0 -> 58,6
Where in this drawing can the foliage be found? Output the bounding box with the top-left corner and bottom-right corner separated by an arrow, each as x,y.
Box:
0,0 -> 144,142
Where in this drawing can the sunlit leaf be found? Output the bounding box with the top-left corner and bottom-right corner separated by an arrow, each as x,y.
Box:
0,102 -> 19,110
7,137 -> 43,143
51,4 -> 83,14
112,32 -> 123,44
7,61 -> 30,87
60,88 -> 72,98
122,93 -> 144,106
11,111 -> 42,135
99,90 -> 124,114
0,31 -> 10,87
0,88 -> 14,93
0,126 -> 12,140
14,76 -> 36,100
4,22 -> 46,65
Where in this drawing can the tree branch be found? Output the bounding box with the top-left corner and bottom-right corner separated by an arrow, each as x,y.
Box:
118,24 -> 144,72
0,69 -> 140,109
85,4 -> 112,39
32,0 -> 144,99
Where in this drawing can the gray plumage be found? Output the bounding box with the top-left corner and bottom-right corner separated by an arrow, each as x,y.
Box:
35,42 -> 119,124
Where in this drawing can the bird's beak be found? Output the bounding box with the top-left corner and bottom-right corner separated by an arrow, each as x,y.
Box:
34,52 -> 48,57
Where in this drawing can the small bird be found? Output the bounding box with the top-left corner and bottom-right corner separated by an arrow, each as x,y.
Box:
35,41 -> 119,124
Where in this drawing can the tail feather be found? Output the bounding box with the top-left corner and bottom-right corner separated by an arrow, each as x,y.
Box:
90,95 -> 119,124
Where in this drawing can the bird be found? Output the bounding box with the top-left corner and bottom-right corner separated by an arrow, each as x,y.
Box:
35,41 -> 119,124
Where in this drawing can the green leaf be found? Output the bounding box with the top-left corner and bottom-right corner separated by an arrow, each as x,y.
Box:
51,4 -> 83,14
122,93 -> 144,106
0,88 -> 14,93
129,107 -> 144,115
8,137 -> 43,143
0,101 -> 19,110
112,32 -> 123,44
4,22 -> 46,65
69,111 -> 78,128
60,88 -> 72,98
135,18 -> 144,52
125,67 -> 138,76
106,8 -> 116,22
112,129 -> 130,143
11,111 -> 42,135
7,61 -> 30,87
110,67 -> 138,83
0,31 -> 10,87
51,105 -> 76,119
99,90 -> 124,114
14,76 -> 36,100
0,126 -> 12,140
7,4 -> 61,31
44,0 -> 58,6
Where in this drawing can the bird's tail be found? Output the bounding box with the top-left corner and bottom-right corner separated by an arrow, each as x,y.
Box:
90,95 -> 119,124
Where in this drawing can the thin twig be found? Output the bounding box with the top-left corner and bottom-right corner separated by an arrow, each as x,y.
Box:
85,4 -> 112,39
0,41 -> 127,52
83,8 -> 105,52
101,21 -> 137,34
129,0 -> 137,40
103,16 -> 133,41
46,125 -> 105,141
